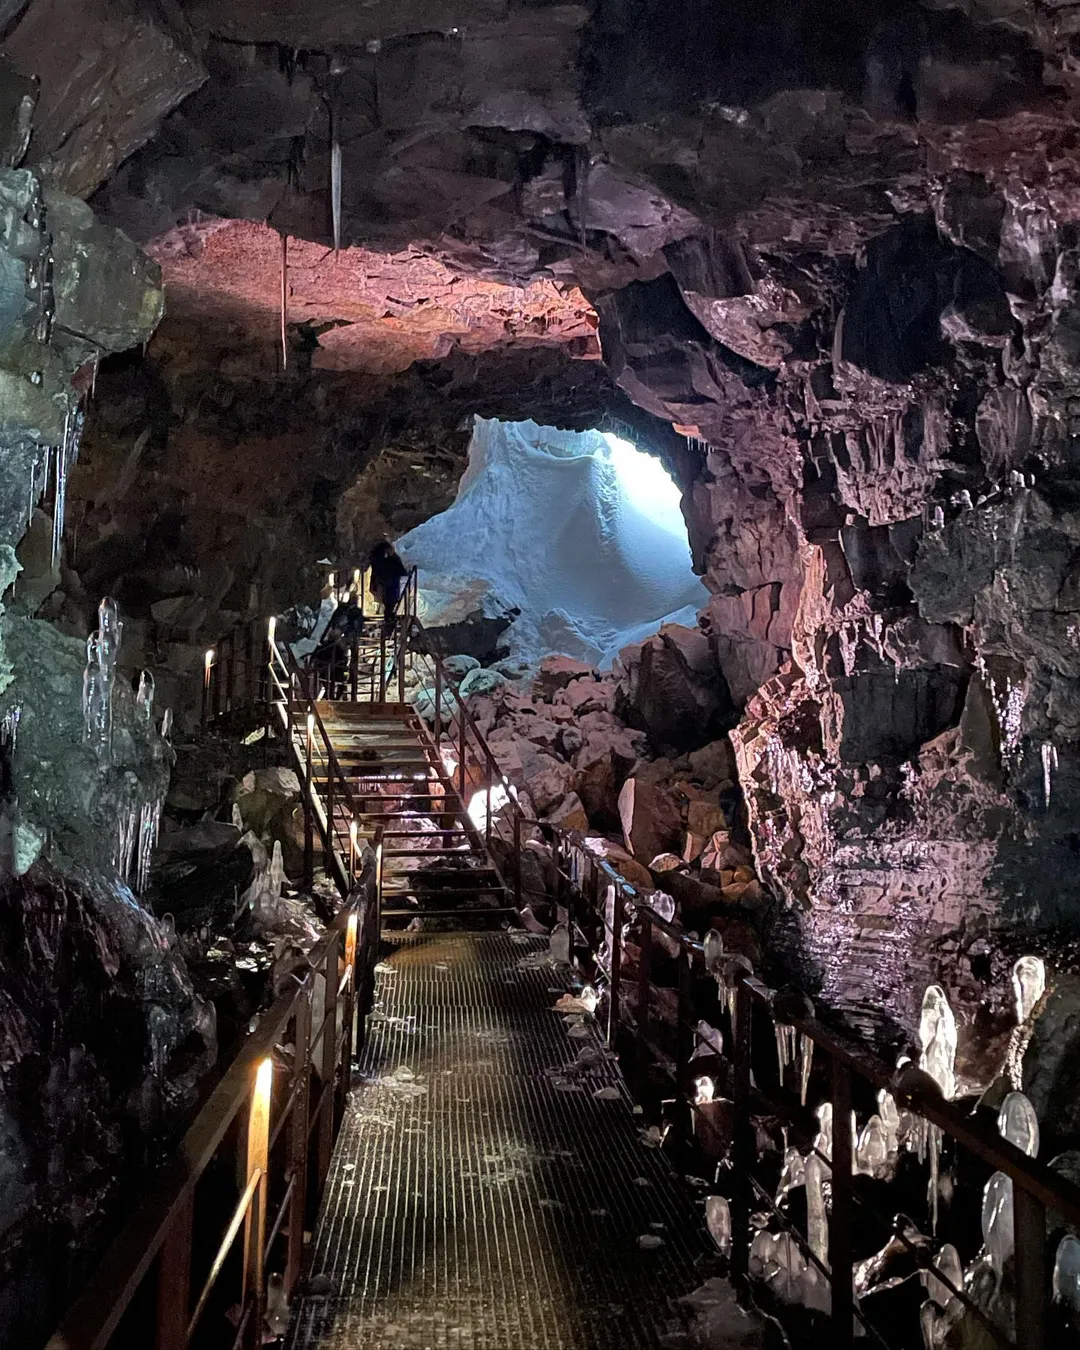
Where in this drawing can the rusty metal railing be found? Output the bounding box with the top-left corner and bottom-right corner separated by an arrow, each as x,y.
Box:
546,837 -> 1080,1350
46,858 -> 378,1350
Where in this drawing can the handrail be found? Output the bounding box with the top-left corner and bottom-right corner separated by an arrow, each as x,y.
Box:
46,852 -> 377,1350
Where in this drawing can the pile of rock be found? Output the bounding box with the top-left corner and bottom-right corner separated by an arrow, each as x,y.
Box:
414,651 -> 767,930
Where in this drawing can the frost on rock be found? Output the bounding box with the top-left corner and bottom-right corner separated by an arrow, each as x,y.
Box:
1012,955 -> 1045,1023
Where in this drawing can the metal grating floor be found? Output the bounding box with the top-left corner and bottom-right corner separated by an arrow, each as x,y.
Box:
286,932 -> 715,1350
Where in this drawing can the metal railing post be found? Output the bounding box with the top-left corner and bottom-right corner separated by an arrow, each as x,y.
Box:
212,651 -> 222,720
458,710 -> 466,801
324,760 -> 334,875
316,940 -> 339,1187
350,637 -> 358,702
225,632 -> 236,713
513,809 -> 522,910
285,992 -> 311,1298
246,620 -> 257,707
676,945 -> 693,1136
635,916 -> 652,1095
607,883 -> 624,1047
303,713 -> 314,890
829,1057 -> 855,1349
1014,1187 -> 1046,1350
434,661 -> 442,747
397,623 -> 406,704
154,1189 -> 193,1350
731,975 -> 753,1278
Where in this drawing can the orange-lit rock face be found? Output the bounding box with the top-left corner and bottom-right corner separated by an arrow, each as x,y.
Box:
148,218 -> 600,374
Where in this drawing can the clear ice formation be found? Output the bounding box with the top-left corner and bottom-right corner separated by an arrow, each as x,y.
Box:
691,1019 -> 723,1059
705,1194 -> 731,1255
549,922 -> 570,964
749,1230 -> 830,1312
923,1242 -> 963,1309
919,985 -> 958,1101
135,800 -> 162,893
855,1114 -> 890,1177
50,408 -> 83,568
84,598 -> 123,755
804,1153 -> 829,1263
160,707 -> 173,739
648,890 -> 676,923
703,928 -> 723,976
136,670 -> 155,727
1012,955 -> 1045,1023
997,1091 -> 1039,1158
1054,1235 -> 1080,1319
0,705 -> 20,749
981,1171 -> 1014,1276
1042,741 -> 1059,806
148,1004 -> 170,1077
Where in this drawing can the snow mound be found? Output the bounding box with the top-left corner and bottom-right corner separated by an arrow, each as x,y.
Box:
397,418 -> 708,667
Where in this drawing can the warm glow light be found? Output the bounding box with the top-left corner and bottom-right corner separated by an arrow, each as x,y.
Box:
267,615 -> 276,645
345,911 -> 358,971
694,1075 -> 715,1105
204,649 -> 214,685
254,1055 -> 273,1109
349,818 -> 359,878
353,568 -> 361,589
328,571 -> 336,591
306,712 -> 315,739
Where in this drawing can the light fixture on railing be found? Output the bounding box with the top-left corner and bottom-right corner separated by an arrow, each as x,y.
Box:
204,649 -> 215,685
306,712 -> 315,751
345,911 -> 358,974
254,1055 -> 273,1109
328,570 -> 336,592
267,615 -> 276,646
349,818 -> 358,880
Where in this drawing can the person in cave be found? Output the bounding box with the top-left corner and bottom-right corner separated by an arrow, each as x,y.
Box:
309,596 -> 365,697
368,539 -> 409,634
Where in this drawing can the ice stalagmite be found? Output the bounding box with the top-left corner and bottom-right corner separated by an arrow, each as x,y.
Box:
919,985 -> 957,1231
705,1195 -> 731,1255
1054,1235 -> 1080,1321
981,1171 -> 1014,1276
690,1019 -> 722,1059
549,922 -> 570,964
84,597 -> 123,757
703,927 -> 723,976
855,1115 -> 890,1177
998,1091 -> 1039,1158
1012,955 -> 1045,1023
798,1032 -> 813,1105
135,799 -> 162,892
136,670 -> 155,727
805,1153 -> 829,1264
923,1242 -> 963,1309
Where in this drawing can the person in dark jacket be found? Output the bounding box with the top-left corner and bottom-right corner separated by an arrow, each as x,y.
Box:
368,540 -> 408,633
309,598 -> 364,696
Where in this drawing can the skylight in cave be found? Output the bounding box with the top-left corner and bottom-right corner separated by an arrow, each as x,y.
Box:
397,417 -> 708,667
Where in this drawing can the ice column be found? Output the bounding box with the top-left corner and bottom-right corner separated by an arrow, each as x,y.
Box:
998,1091 -> 1039,1159
1012,955 -> 1045,1023
1054,1235 -> 1080,1321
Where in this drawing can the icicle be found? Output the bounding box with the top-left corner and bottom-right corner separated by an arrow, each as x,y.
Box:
280,232 -> 289,370
136,798 -> 162,892
703,928 -> 723,976
136,670 -> 155,727
1054,1235 -> 1080,1320
1012,955 -> 1045,1023
705,1195 -> 731,1255
798,1032 -> 814,1105
0,706 -> 21,749
775,1022 -> 797,1076
998,1091 -> 1039,1158
115,806 -> 137,880
1041,742 -> 1058,806
981,1171 -> 1014,1275
331,132 -> 342,254
927,1122 -> 942,1233
160,707 -> 173,739
91,353 -> 99,399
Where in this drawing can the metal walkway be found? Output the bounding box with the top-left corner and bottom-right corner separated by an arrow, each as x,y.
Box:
286,932 -> 715,1350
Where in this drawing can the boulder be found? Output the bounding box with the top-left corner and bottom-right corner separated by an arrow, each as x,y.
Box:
617,625 -> 733,751
583,837 -> 654,891
554,677 -> 615,716
618,776 -> 682,865
686,738 -> 737,788
545,791 -> 589,832
533,654 -> 597,699
574,730 -> 637,829
524,755 -> 578,815
443,653 -> 480,678
460,666 -> 508,699
684,800 -> 729,860
520,716 -> 564,752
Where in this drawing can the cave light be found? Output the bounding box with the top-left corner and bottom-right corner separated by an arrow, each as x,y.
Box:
602,433 -> 686,539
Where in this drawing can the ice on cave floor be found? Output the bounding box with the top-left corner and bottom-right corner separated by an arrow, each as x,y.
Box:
549,922 -> 570,964
396,418 -> 709,668
1012,955 -> 1046,1023
981,1171 -> 1014,1276
705,1194 -> 731,1255
1054,1235 -> 1080,1320
998,1091 -> 1039,1158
